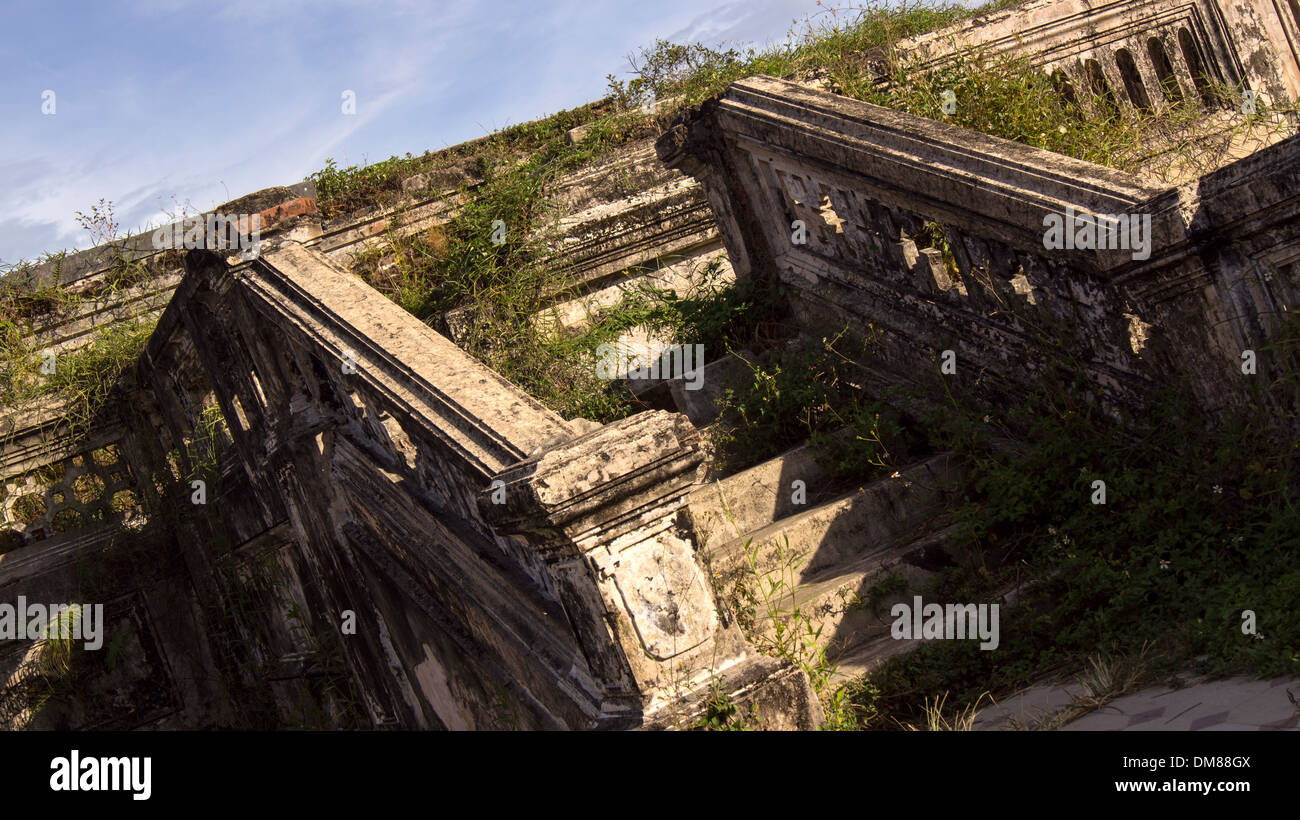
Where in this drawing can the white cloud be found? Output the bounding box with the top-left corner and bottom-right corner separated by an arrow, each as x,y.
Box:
2,0 -> 809,263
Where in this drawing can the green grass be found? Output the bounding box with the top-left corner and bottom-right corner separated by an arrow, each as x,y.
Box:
696,295 -> 1299,730
605,1 -> 1002,110
846,47 -> 1298,178
308,97 -> 629,220
708,330 -> 926,475
463,258 -> 779,422
42,320 -> 155,432
0,316 -> 155,440
0,207 -> 176,449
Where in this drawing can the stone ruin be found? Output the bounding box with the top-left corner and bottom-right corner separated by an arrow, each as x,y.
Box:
1,0 -> 1297,729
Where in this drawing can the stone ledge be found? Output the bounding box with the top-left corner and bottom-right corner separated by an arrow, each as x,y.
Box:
481,410 -> 704,556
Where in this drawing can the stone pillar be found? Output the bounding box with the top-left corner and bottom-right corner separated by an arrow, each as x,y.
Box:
481,410 -> 823,729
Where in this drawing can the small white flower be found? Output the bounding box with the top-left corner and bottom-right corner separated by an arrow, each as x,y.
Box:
1213,484 -> 1223,494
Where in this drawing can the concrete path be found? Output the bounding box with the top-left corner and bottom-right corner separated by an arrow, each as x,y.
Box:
972,674 -> 1300,731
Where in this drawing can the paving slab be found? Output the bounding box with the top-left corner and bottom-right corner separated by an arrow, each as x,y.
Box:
1060,675 -> 1300,731
972,683 -> 1077,730
972,674 -> 1300,731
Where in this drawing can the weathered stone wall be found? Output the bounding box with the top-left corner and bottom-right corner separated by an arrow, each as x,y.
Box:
658,75 -> 1299,418
659,76 -> 1160,412
1125,132 -> 1300,412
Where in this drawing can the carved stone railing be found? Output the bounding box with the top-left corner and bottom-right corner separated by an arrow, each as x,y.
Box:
893,0 -> 1300,111
0,439 -> 141,547
1123,130 -> 1300,410
659,75 -> 1300,417
156,238 -> 820,729
0,348 -> 245,729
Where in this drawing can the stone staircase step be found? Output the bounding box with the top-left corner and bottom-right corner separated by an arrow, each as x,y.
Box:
746,523 -> 960,653
829,632 -> 925,685
707,451 -> 962,586
666,351 -> 752,427
686,429 -> 853,550
825,576 -> 1022,686
623,346 -> 753,426
532,246 -> 732,335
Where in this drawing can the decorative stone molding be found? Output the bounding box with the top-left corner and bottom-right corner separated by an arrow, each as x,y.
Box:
892,0 -> 1300,110
480,409 -> 822,727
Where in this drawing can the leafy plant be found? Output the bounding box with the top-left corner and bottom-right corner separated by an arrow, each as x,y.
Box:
710,331 -> 921,475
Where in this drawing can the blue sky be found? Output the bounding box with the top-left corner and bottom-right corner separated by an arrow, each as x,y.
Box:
0,0 -> 830,265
